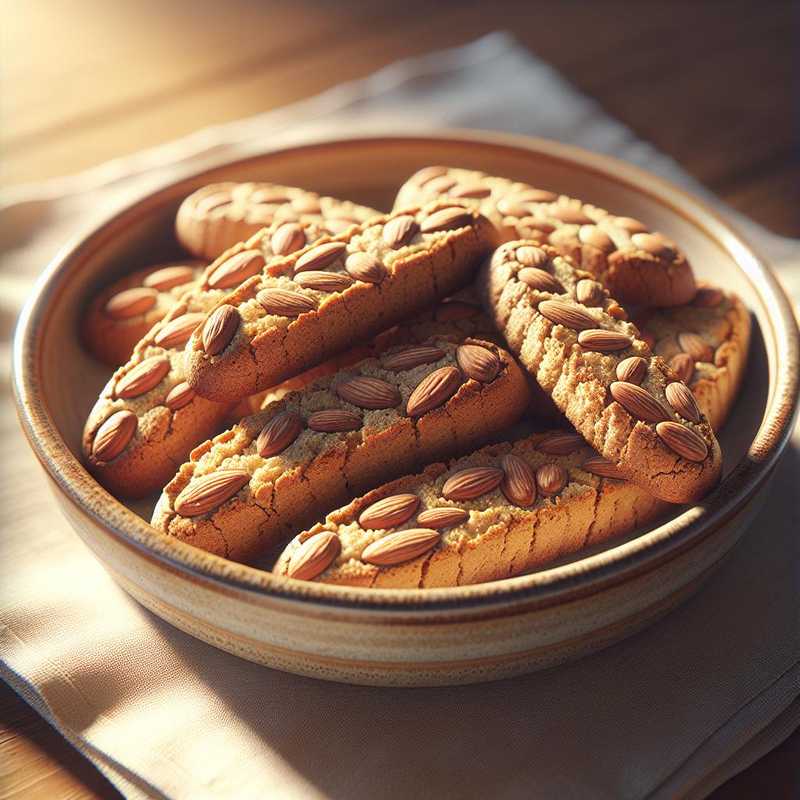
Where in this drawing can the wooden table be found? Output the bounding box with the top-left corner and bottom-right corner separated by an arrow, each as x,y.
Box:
1,1 -> 797,798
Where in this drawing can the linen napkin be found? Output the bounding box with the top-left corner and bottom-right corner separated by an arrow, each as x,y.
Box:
1,33 -> 798,800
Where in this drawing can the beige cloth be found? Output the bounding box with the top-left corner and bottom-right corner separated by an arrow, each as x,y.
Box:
1,34 -> 798,800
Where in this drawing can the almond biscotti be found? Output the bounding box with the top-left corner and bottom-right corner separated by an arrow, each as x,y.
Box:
273,431 -> 668,588
482,241 -> 722,504
184,203 -> 498,404
395,166 -> 696,307
176,181 -> 378,260
151,337 -> 529,562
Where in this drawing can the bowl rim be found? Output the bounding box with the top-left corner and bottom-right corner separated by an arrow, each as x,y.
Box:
12,130 -> 800,613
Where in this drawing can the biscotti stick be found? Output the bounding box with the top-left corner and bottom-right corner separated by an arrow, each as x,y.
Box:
633,285 -> 751,432
152,337 -> 529,562
184,203 -> 498,404
481,241 -> 722,504
81,260 -> 205,366
395,166 -> 697,307
83,210 -> 377,498
273,431 -> 668,588
176,181 -> 378,260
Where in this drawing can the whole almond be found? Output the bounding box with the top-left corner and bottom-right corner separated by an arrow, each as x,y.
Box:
434,301 -> 481,322
656,421 -> 708,462
616,356 -> 648,384
419,207 -> 473,233
582,455 -> 625,479
456,344 -> 500,383
361,528 -> 440,566
535,463 -> 568,496
307,409 -> 362,433
538,299 -> 596,331
174,470 -> 250,517
678,331 -> 713,363
383,215 -> 419,249
165,382 -> 195,411
382,345 -> 445,372
692,286 -> 723,308
154,312 -> 206,348
425,176 -> 458,194
406,366 -> 462,417
451,183 -> 491,199
92,410 -> 137,461
257,289 -> 317,317
202,305 -> 240,355
501,453 -> 537,507
577,329 -> 633,352
549,204 -> 592,225
515,245 -> 548,267
256,411 -> 304,457
518,267 -> 563,293
631,232 -> 676,259
208,250 -> 265,289
538,431 -> 584,455
669,352 -> 695,384
345,252 -> 386,284
576,279 -> 605,307
358,494 -> 420,530
295,241 -> 347,273
271,223 -> 306,256
287,531 -> 341,580
610,381 -> 669,423
114,356 -> 170,399
336,376 -> 400,409
578,224 -> 614,252
143,265 -> 196,291
520,188 -> 558,203
665,381 -> 701,423
613,216 -> 648,234
293,270 -> 353,293
416,507 -> 469,529
442,466 -> 504,501
104,287 -> 158,320
497,196 -> 531,217
413,165 -> 449,185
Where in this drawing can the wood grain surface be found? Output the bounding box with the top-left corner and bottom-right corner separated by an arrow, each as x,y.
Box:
0,1 -> 797,798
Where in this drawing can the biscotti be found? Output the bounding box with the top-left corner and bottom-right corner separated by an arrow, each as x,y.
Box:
482,241 -> 722,504
176,181 -> 378,260
273,431 -> 668,588
633,285 -> 751,431
82,260 -> 205,366
184,203 -> 498,403
152,337 -> 529,562
395,166 -> 696,307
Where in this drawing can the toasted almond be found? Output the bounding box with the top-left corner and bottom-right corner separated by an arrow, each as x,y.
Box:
270,223 -> 306,256
406,366 -> 462,417
293,270 -> 353,293
174,470 -> 250,517
535,463 -> 567,496
114,356 -> 170,399
256,411 -> 304,457
612,216 -> 648,234
515,245 -> 549,268
425,176 -> 458,194
537,431 -> 584,455
549,204 -> 592,225
497,197 -> 531,218
669,352 -> 695,384
692,286 -> 723,308
381,345 -> 445,372
92,410 -> 137,461
451,183 -> 491,199
202,304 -> 240,355
154,312 -> 206,348
307,409 -> 362,433
678,331 -> 713,363
616,356 -> 648,384
577,329 -> 633,352
413,165 -> 449,185
519,188 -> 558,203
104,287 -> 158,320
287,531 -> 341,580
208,250 -> 265,289
420,207 -> 473,233
344,252 -> 386,284
538,299 -> 596,331
257,288 -> 317,317
358,494 -> 420,530
442,466 -> 504,501
518,267 -> 564,293
656,421 -> 708,462
501,453 -> 536,507
295,241 -> 347,273
416,507 -> 469,529
576,279 -> 605,307
665,381 -> 701,423
631,232 -> 676,259
578,224 -> 614,251
582,455 -> 625,479
336,376 -> 400,409
383,215 -> 419,249
165,382 -> 195,411
456,344 -> 500,383
434,301 -> 481,322
610,381 -> 669,423
361,528 -> 440,566
143,265 -> 196,291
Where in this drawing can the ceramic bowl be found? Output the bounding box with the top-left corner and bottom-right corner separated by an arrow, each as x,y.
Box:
13,132 -> 799,686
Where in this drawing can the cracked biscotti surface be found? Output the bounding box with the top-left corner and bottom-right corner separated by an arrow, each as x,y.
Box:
151,337 -> 529,562
175,181 -> 378,260
395,166 -> 696,307
633,285 -> 751,432
184,203 -> 498,403
481,241 -> 722,504
273,431 -> 668,588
